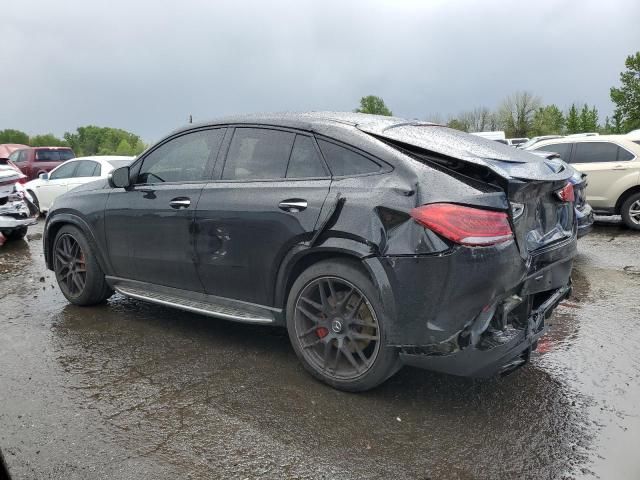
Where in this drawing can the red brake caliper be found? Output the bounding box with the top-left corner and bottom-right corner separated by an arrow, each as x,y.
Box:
316,327 -> 329,339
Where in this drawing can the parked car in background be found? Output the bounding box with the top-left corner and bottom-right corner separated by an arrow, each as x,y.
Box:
44,112 -> 577,391
8,146 -> 75,181
506,137 -> 529,147
0,165 -> 38,242
529,150 -> 593,237
518,135 -> 563,150
528,135 -> 640,229
25,156 -> 135,213
0,143 -> 29,179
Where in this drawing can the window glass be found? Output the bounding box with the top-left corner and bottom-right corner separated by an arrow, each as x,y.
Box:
8,151 -> 22,163
573,142 -> 619,164
35,149 -> 74,162
286,135 -> 327,178
317,140 -> 381,176
617,147 -> 635,161
222,128 -> 294,180
50,162 -> 78,180
137,129 -> 224,184
534,143 -> 572,161
74,160 -> 100,177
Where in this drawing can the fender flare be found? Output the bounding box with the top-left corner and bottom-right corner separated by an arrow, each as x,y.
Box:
44,213 -> 111,274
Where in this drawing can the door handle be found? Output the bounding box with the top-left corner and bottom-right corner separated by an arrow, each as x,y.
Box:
169,198 -> 191,209
278,199 -> 307,212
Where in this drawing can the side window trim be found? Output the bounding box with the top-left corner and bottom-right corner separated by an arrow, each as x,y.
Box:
314,135 -> 392,178
617,145 -> 636,162
132,127 -> 226,185
212,127 -> 331,183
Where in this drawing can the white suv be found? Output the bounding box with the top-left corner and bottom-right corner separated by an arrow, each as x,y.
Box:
528,135 -> 640,229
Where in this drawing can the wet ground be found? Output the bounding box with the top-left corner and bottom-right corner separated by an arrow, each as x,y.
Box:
1,219 -> 639,480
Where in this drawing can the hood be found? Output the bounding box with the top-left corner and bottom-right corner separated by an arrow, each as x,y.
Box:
358,123 -> 572,182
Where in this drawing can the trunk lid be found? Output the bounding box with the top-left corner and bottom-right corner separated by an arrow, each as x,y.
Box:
360,124 -> 575,256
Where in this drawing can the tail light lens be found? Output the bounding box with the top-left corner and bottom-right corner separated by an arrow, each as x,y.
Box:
555,182 -> 575,202
410,203 -> 513,246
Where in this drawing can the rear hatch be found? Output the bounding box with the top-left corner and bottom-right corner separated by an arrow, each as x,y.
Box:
359,123 -> 575,257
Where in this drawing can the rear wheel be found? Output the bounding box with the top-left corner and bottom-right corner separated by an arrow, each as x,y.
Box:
621,192 -> 640,230
53,225 -> 113,305
286,259 -> 399,392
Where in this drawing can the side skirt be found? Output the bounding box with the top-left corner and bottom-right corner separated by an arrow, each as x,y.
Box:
106,276 -> 280,325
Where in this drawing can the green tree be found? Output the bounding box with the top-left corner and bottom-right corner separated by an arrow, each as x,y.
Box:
64,126 -> 142,156
355,95 -> 393,116
610,51 -> 640,132
578,104 -> 598,132
531,105 -> 565,136
498,91 -> 541,137
132,139 -> 146,155
446,118 -> 470,132
115,139 -> 132,155
29,133 -> 67,147
0,129 -> 29,145
565,104 -> 580,134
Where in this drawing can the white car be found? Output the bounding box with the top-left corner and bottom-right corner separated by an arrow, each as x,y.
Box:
527,136 -> 640,229
25,156 -> 134,213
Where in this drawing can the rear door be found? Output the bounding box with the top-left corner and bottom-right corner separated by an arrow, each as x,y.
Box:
569,141 -> 638,209
194,127 -> 331,305
104,128 -> 225,291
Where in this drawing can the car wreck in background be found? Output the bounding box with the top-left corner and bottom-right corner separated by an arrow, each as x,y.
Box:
0,163 -> 39,245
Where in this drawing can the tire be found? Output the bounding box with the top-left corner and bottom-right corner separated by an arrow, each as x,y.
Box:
3,227 -> 27,241
621,192 -> 640,230
27,190 -> 40,211
286,259 -> 400,392
53,225 -> 113,305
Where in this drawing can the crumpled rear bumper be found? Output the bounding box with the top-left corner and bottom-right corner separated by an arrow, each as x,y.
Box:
0,197 -> 38,231
398,283 -> 571,377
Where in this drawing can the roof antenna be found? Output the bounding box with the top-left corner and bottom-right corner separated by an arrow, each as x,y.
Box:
188,114 -> 193,124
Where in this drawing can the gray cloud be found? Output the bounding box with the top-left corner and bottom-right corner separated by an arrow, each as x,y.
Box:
2,0 -> 638,141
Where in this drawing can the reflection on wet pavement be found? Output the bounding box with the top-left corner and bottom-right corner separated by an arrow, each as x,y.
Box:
1,219 -> 639,479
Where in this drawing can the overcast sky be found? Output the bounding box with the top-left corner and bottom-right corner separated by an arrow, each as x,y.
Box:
2,0 -> 638,141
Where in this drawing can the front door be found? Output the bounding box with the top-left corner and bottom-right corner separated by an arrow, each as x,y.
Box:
37,161 -> 78,210
104,128 -> 226,292
194,128 -> 331,306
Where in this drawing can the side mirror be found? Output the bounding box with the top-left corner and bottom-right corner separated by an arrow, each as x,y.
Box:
39,172 -> 49,180
109,166 -> 131,188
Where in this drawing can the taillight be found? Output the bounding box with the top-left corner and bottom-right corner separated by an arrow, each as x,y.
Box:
410,203 -> 513,246
555,182 -> 575,202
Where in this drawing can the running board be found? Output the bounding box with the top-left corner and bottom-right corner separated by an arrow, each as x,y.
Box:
107,277 -> 276,324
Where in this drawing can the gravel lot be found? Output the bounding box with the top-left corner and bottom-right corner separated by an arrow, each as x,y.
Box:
1,219 -> 639,479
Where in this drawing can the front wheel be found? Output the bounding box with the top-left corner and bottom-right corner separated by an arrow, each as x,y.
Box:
286,259 -> 400,392
53,225 -> 113,305
621,192 -> 640,230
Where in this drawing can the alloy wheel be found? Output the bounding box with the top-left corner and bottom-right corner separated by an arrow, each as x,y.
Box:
293,276 -> 381,380
629,199 -> 640,225
54,234 -> 87,296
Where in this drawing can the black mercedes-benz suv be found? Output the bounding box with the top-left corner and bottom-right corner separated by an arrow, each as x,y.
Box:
44,112 -> 577,391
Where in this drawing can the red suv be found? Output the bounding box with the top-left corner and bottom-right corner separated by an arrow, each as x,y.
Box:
9,147 -> 75,181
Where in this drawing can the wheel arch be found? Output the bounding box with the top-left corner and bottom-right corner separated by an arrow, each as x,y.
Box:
274,240 -> 397,322
615,185 -> 640,214
45,214 -> 110,274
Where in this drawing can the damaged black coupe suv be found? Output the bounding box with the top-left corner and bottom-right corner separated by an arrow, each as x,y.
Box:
44,112 -> 577,391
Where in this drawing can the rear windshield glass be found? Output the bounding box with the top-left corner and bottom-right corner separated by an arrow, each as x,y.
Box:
107,159 -> 133,169
35,149 -> 75,162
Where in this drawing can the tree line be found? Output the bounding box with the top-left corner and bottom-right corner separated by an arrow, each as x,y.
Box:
0,126 -> 146,157
356,51 -> 640,138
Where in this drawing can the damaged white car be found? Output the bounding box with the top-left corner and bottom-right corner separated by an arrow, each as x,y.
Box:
0,165 -> 39,243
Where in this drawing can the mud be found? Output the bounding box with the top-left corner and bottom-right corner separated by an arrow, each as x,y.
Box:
1,219 -> 639,479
